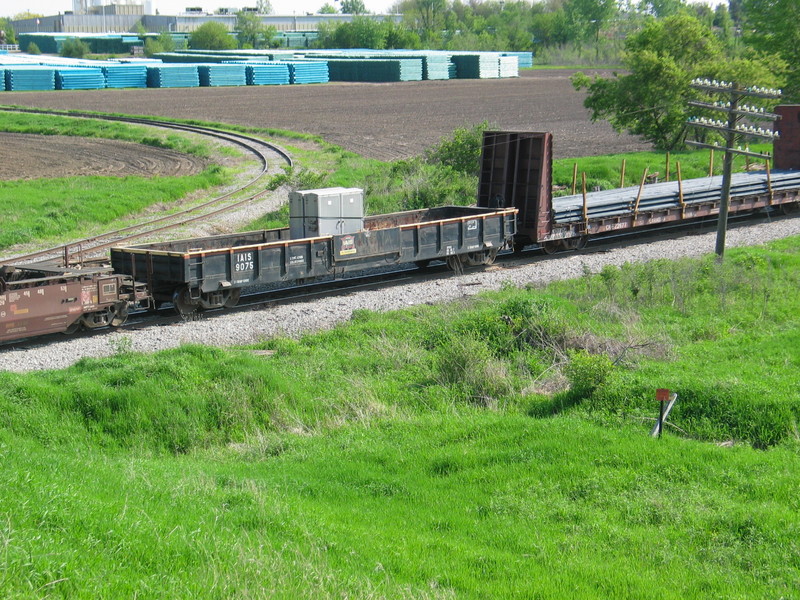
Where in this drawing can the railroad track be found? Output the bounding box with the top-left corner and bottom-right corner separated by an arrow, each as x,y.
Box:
0,107 -> 293,265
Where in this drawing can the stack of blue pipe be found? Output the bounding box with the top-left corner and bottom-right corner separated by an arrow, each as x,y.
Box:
498,56 -> 519,78
146,64 -> 199,88
418,53 -> 452,80
55,67 -> 106,90
451,53 -> 500,78
234,62 -> 291,85
325,58 -> 423,82
0,70 -> 5,91
197,64 -> 247,87
102,63 -> 148,88
4,66 -> 56,91
502,51 -> 533,68
553,171 -> 800,223
286,60 -> 328,84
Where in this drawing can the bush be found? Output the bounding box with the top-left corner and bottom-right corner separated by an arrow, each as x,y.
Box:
425,121 -> 491,177
60,37 -> 90,58
564,350 -> 615,397
26,41 -> 41,54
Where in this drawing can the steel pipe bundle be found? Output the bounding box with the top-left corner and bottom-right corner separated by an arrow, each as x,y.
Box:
553,171 -> 800,223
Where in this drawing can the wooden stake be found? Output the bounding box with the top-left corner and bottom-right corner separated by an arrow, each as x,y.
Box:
709,149 -> 715,177
665,152 -> 670,182
620,158 -> 626,188
766,160 -> 773,205
571,162 -> 578,195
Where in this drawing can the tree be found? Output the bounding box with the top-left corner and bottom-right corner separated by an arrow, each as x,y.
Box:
143,31 -> 177,57
741,0 -> 800,100
256,0 -> 273,14
318,3 -> 338,14
0,18 -> 16,45
188,21 -> 236,50
340,0 -> 367,14
572,15 -> 724,150
236,11 -> 276,48
61,37 -> 90,58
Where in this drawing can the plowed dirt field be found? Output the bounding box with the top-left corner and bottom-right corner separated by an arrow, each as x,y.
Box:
2,69 -> 648,169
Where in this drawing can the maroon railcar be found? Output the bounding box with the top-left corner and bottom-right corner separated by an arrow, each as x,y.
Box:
0,263 -> 147,343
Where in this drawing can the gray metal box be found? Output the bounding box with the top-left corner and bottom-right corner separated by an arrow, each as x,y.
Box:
289,187 -> 364,238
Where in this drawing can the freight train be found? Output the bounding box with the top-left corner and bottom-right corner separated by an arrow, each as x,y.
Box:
3,123 -> 800,345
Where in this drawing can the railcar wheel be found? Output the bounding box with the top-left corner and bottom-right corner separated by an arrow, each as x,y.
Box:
224,288 -> 242,308
541,241 -> 561,254
110,303 -> 128,327
446,255 -> 464,273
63,319 -> 82,335
574,235 -> 589,250
780,202 -> 799,215
173,286 -> 200,317
81,307 -> 114,329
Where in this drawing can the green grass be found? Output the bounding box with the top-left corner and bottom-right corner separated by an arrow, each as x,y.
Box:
0,110 -> 243,250
0,110 -> 213,157
0,167 -> 228,249
1,414 -> 797,599
1,237 -> 799,597
553,144 -> 772,192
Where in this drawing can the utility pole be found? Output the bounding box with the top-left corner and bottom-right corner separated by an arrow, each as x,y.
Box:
685,79 -> 782,260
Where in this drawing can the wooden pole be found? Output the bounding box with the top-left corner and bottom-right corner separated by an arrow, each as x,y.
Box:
709,149 -> 715,177
571,162 -> 578,195
620,158 -> 626,188
766,159 -> 773,205
665,152 -> 670,182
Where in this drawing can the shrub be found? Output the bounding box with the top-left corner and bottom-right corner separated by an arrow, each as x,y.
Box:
425,121 -> 492,177
564,350 -> 615,397
60,37 -> 90,58
26,41 -> 41,54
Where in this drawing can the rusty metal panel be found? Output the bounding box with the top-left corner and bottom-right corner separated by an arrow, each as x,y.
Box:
478,131 -> 552,243
333,228 -> 401,262
0,279 -> 84,342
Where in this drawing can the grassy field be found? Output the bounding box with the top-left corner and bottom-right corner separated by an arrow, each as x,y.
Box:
0,111 -> 230,251
1,238 -> 798,598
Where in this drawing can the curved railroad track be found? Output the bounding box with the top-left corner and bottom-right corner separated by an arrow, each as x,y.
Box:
0,107 -> 293,265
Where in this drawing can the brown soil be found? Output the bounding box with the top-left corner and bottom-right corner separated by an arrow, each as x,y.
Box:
1,69 -> 649,164
0,132 -> 207,180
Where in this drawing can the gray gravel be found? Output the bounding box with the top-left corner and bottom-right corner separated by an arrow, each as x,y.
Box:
2,216 -> 798,373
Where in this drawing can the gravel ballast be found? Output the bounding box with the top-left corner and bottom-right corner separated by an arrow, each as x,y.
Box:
2,217 -> 798,373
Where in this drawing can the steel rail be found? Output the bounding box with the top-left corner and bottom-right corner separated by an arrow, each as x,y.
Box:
0,107 -> 293,265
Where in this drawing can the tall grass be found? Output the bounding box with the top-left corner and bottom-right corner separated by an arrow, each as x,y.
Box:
1,237 -> 799,597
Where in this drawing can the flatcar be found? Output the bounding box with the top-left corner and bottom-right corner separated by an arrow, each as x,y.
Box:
2,113 -> 800,344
